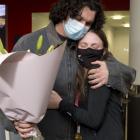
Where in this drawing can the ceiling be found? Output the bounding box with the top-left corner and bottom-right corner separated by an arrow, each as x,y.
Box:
105,11 -> 129,28
32,11 -> 130,32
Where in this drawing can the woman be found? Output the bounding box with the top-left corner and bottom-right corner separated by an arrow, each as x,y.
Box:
50,30 -> 124,140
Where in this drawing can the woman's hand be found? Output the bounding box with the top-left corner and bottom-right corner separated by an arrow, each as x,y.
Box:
88,60 -> 109,89
48,90 -> 62,109
14,121 -> 35,138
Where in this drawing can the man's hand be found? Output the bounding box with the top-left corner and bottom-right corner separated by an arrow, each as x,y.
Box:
88,60 -> 109,89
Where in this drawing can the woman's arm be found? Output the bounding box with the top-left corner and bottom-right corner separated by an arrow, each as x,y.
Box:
59,86 -> 111,130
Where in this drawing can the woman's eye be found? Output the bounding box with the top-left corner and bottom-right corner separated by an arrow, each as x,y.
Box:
91,44 -> 98,49
80,44 -> 87,48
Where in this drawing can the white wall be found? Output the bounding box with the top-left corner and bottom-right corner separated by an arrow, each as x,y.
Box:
104,25 -> 114,53
104,26 -> 129,65
113,27 -> 129,65
32,13 -> 50,32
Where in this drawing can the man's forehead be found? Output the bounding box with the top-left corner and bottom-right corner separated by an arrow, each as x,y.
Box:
81,7 -> 96,22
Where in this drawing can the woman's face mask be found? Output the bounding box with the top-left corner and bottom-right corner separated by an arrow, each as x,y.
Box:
77,48 -> 104,69
63,18 -> 89,40
77,31 -> 104,69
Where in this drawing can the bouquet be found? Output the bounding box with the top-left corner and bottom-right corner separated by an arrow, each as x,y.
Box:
0,36 -> 66,140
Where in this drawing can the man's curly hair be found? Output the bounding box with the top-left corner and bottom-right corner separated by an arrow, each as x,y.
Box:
49,0 -> 105,31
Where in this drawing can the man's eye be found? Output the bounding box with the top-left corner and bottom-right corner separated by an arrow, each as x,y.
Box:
75,15 -> 82,21
76,18 -> 82,22
86,22 -> 92,27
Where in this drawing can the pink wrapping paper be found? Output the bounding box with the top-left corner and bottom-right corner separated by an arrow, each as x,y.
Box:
0,42 -> 66,123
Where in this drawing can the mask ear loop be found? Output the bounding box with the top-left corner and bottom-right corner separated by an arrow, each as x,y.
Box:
102,48 -> 108,60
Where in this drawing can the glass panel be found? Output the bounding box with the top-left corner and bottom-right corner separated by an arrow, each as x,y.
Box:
0,4 -> 6,49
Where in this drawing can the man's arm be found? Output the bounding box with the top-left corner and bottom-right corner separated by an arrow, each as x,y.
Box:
88,55 -> 136,95
106,55 -> 136,94
0,110 -> 17,133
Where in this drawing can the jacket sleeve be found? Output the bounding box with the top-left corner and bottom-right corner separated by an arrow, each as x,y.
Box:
12,35 -> 28,52
106,55 -> 136,95
59,86 -> 110,130
12,34 -> 37,52
0,110 -> 17,133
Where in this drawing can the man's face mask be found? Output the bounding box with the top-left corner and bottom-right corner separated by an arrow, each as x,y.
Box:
77,48 -> 104,69
64,18 -> 89,40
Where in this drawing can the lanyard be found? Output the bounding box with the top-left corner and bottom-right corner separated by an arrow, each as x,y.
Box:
74,91 -> 82,140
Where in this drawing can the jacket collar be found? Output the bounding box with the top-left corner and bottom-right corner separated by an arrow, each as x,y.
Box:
45,22 -> 66,47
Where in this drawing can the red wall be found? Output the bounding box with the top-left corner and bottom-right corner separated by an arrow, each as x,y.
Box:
0,0 -> 129,51
102,0 -> 130,11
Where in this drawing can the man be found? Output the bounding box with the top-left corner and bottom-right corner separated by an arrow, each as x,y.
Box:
1,0 -> 136,140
